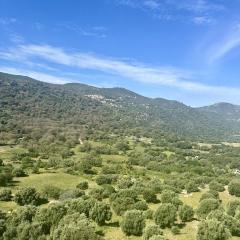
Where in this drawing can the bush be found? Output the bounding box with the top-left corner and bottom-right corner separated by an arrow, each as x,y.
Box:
76,181 -> 89,190
111,196 -> 135,215
207,210 -> 240,237
228,180 -> 240,197
143,209 -> 154,220
196,198 -> 220,219
42,185 -> 61,199
171,226 -> 180,235
96,175 -> 112,185
51,213 -> 100,240
143,189 -> 158,203
0,189 -> 12,201
12,167 -> 27,177
121,210 -> 145,236
154,203 -> 177,228
226,200 -> 240,216
186,181 -> 199,193
209,181 -> 225,192
179,204 -> 194,222
59,189 -> 85,200
14,187 -> 47,206
197,219 -> 231,240
143,224 -> 163,240
89,202 -> 112,225
134,200 -> 148,211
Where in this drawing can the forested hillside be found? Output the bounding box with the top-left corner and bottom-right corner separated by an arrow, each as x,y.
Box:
1,72 -> 240,146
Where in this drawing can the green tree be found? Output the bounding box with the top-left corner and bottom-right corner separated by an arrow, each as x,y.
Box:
89,202 -> 112,225
121,210 -> 145,236
14,187 -> 47,206
197,198 -> 220,219
143,224 -> 163,240
154,203 -> 177,228
197,219 -> 231,240
51,213 -> 100,240
228,180 -> 240,197
179,204 -> 194,222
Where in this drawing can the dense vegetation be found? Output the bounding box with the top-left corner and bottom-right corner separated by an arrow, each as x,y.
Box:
1,72 -> 240,240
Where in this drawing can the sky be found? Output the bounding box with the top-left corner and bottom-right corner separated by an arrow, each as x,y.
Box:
0,0 -> 240,106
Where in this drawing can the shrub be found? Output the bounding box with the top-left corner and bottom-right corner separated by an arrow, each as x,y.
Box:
154,203 -> 177,228
209,181 -> 225,192
121,210 -> 145,236
76,181 -> 89,190
197,219 -> 231,240
196,198 -> 220,219
42,185 -> 61,199
59,189 -> 85,200
134,200 -> 148,211
96,175 -> 112,185
171,226 -> 180,235
143,189 -> 158,203
111,196 -> 135,215
12,167 -> 27,177
179,204 -> 194,222
143,209 -> 154,219
51,213 -> 100,240
186,181 -> 199,193
226,200 -> 240,216
89,202 -> 112,225
14,187 -> 47,206
0,189 -> 12,201
143,224 -> 163,240
228,180 -> 240,197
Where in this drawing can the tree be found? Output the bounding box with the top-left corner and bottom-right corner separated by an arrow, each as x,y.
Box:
143,189 -> 158,203
143,224 -> 163,240
14,187 -> 46,206
12,167 -> 27,177
154,204 -> 177,228
121,210 -> 145,236
76,181 -> 89,190
186,181 -> 199,193
209,181 -> 225,192
0,189 -> 12,201
227,200 -> 240,216
179,204 -> 194,222
197,198 -> 220,219
228,180 -> 240,197
197,219 -> 231,240
51,213 -> 100,240
42,185 -> 61,199
89,202 -> 112,225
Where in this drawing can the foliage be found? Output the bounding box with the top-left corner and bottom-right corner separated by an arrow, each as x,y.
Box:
121,210 -> 145,236
89,202 -> 112,225
154,203 -> 177,228
197,219 -> 231,240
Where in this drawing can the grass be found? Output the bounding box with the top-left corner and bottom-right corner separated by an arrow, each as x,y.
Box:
13,171 -> 97,191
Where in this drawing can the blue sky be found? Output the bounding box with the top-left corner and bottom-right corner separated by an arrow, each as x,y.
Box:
0,0 -> 240,106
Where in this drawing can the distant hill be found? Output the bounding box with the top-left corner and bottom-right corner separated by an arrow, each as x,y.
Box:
1,71 -> 240,142
199,103 -> 240,122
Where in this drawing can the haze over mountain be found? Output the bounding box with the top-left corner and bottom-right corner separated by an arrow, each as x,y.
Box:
1,71 -> 240,141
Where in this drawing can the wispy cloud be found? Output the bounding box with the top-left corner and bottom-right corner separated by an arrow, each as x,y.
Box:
0,17 -> 17,26
113,0 -> 224,25
56,23 -> 108,38
1,43 -> 240,96
207,24 -> 240,63
0,66 -> 75,84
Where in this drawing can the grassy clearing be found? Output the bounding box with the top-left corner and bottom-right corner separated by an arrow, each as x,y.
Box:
13,171 -> 96,191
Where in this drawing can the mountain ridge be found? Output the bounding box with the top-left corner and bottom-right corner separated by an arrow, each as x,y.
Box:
1,71 -> 240,141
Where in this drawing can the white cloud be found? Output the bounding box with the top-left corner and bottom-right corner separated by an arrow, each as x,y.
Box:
207,25 -> 240,63
1,44 -> 240,96
0,67 -> 75,84
113,0 -> 224,25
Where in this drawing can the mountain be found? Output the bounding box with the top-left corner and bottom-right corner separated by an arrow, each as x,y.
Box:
199,103 -> 240,122
1,71 -> 240,142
